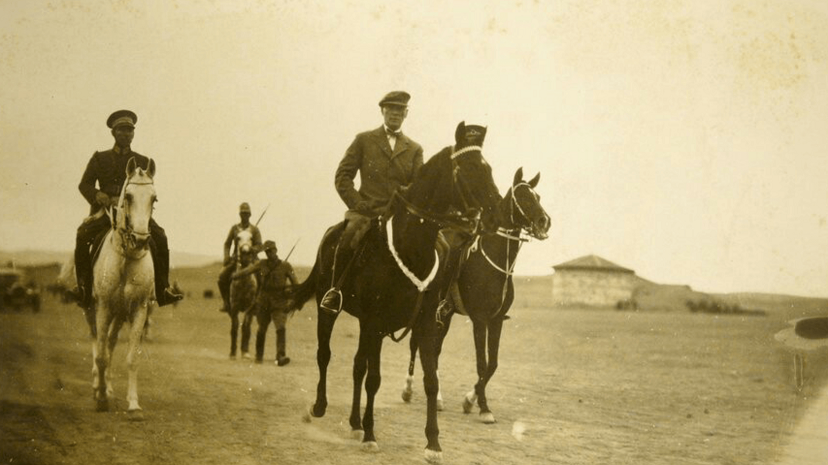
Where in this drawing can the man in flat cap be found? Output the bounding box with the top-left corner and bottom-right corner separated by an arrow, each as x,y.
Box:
232,240 -> 298,366
217,202 -> 263,313
73,110 -> 183,309
322,91 -> 423,311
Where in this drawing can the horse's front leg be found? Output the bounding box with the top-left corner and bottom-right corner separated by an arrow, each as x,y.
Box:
348,328 -> 369,441
229,311 -> 240,359
307,308 -> 337,420
105,315 -> 127,400
360,333 -> 383,451
477,317 -> 504,424
93,303 -> 115,412
125,301 -> 149,421
463,319 -> 488,419
240,305 -> 255,359
417,326 -> 443,463
402,333 -> 418,403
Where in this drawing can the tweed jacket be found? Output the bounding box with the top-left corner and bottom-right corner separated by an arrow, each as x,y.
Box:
335,126 -> 423,217
78,146 -> 151,215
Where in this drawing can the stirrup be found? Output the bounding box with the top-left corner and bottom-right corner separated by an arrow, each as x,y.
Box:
320,288 -> 343,314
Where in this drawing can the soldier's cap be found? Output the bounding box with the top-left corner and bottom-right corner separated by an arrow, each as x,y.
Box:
239,202 -> 251,213
107,110 -> 137,129
379,91 -> 410,108
262,240 -> 277,252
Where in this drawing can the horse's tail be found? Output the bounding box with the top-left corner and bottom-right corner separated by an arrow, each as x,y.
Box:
288,258 -> 319,313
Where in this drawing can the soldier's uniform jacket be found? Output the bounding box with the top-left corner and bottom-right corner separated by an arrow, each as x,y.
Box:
257,259 -> 298,307
78,146 -> 151,215
224,223 -> 263,258
335,126 -> 423,217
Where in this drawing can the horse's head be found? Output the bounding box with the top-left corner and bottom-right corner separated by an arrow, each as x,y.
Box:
117,157 -> 156,251
235,229 -> 255,264
405,122 -> 503,234
503,167 -> 550,240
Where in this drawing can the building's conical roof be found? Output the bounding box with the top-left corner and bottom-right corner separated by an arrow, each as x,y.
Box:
552,254 -> 634,274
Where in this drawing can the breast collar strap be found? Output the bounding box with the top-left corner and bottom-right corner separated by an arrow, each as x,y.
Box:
385,215 -> 440,292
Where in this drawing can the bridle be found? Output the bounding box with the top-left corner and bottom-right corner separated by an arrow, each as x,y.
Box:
391,144 -> 488,236
107,174 -> 155,254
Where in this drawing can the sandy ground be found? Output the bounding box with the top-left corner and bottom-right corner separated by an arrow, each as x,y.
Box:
1,292 -> 826,465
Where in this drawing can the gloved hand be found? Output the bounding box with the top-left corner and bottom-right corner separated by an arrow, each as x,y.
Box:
95,191 -> 112,207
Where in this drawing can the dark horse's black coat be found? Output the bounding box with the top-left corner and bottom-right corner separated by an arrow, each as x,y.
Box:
290,123 -> 502,461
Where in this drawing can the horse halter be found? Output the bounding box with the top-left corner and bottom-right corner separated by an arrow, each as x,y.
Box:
505,182 -> 546,241
447,144 -> 488,234
391,145 -> 487,235
111,173 -> 155,252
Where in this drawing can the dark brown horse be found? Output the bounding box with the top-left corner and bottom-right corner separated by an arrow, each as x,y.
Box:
401,167 -> 550,424
290,122 -> 502,464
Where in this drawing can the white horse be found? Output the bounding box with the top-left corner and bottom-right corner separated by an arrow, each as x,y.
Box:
229,229 -> 258,359
90,157 -> 157,420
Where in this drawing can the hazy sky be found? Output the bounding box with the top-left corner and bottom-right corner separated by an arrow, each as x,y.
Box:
1,0 -> 827,297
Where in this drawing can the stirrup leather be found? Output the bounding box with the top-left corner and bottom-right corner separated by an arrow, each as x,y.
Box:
320,288 -> 343,314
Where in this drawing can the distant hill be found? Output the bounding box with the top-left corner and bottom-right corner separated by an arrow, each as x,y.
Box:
0,249 -> 216,269
511,274 -> 828,316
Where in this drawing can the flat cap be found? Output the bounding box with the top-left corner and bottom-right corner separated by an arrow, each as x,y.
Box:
378,91 -> 411,108
107,110 -> 137,129
239,202 -> 251,213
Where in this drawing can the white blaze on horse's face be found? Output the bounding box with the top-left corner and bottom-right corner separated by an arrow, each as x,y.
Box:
236,229 -> 254,255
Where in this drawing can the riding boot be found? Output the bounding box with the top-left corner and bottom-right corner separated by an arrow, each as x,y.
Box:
74,236 -> 93,308
149,233 -> 183,307
217,265 -> 233,313
276,328 -> 290,366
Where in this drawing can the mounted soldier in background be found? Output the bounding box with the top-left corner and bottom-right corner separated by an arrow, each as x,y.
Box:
72,110 -> 183,310
217,202 -> 263,313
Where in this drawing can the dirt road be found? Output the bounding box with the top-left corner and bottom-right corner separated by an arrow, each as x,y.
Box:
1,293 -> 824,464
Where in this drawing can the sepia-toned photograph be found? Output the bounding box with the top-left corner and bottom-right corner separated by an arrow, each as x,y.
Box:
1,1 -> 827,464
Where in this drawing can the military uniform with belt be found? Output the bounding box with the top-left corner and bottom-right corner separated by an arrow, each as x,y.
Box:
232,240 -> 298,365
73,110 -> 182,308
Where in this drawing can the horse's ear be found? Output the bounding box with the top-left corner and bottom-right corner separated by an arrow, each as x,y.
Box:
146,158 -> 156,178
454,121 -> 466,145
513,167 -> 524,186
528,172 -> 540,188
126,157 -> 137,177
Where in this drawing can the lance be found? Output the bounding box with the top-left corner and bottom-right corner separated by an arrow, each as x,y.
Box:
255,203 -> 270,227
283,239 -> 300,261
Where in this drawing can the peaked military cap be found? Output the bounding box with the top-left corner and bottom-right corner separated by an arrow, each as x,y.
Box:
262,240 -> 277,252
107,110 -> 137,129
378,91 -> 411,108
239,202 -> 251,213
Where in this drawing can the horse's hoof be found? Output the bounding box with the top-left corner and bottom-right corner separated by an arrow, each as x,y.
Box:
351,429 -> 364,441
95,398 -> 109,412
424,448 -> 443,464
242,352 -> 252,360
127,409 -> 145,422
401,388 -> 413,403
480,412 -> 496,424
462,391 -> 476,414
360,440 -> 379,452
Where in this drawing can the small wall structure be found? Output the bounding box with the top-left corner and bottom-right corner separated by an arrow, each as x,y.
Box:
551,255 -> 638,307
